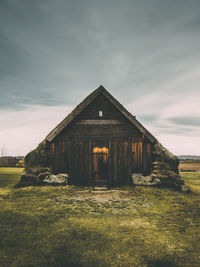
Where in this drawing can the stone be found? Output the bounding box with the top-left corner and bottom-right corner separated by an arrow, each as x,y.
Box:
152,170 -> 180,179
18,172 -> 38,186
15,167 -> 52,187
152,161 -> 172,170
38,171 -> 52,182
43,173 -> 69,185
180,185 -> 191,193
16,167 -> 70,187
132,173 -> 161,186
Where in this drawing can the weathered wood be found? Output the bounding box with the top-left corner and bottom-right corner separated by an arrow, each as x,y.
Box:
88,139 -> 92,185
112,141 -> 118,182
46,86 -> 155,143
111,141 -> 129,185
48,86 -> 154,185
132,141 -> 143,171
69,137 -> 73,176
147,143 -> 152,172
74,120 -> 126,125
128,138 -> 132,181
108,137 -> 112,186
50,143 -> 55,169
62,123 -> 143,138
143,141 -> 148,174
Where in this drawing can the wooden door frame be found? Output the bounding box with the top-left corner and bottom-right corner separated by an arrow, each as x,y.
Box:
92,145 -> 109,183
89,138 -> 110,185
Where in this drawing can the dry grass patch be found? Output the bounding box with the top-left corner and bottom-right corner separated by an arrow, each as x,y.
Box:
179,161 -> 200,171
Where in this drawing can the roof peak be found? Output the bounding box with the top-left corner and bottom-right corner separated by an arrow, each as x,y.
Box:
94,85 -> 107,93
46,85 -> 155,143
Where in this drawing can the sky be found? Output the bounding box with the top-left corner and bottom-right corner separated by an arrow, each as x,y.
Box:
0,0 -> 200,156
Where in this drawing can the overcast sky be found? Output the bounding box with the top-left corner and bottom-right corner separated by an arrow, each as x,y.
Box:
0,0 -> 200,156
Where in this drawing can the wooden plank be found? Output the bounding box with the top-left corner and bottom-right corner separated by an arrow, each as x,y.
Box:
128,138 -> 132,180
147,143 -> 152,173
123,141 -> 128,166
132,141 -> 143,171
69,137 -> 73,176
143,141 -> 148,173
139,142 -> 143,169
108,137 -> 112,185
74,120 -> 126,125
123,141 -> 129,183
50,143 -> 55,170
113,142 -> 118,182
83,142 -> 89,181
88,139 -> 92,185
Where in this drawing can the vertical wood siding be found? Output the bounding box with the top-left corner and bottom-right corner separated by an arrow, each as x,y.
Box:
132,141 -> 143,171
72,141 -> 89,185
112,141 -> 129,185
49,94 -> 153,184
147,143 -> 152,172
50,138 -> 152,185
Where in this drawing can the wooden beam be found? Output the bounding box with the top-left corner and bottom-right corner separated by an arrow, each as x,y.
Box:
74,120 -> 125,125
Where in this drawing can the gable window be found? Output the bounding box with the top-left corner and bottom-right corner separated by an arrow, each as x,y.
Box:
99,110 -> 103,117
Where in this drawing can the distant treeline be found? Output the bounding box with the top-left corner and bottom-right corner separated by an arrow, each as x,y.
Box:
0,156 -> 24,167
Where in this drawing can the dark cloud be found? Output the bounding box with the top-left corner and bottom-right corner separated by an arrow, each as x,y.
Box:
169,117 -> 200,127
160,126 -> 195,135
0,0 -> 200,110
0,32 -> 30,78
138,115 -> 158,124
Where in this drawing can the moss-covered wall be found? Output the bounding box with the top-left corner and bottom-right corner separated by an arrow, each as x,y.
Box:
151,140 -> 184,189
24,140 -> 50,170
152,140 -> 179,173
16,141 -> 51,187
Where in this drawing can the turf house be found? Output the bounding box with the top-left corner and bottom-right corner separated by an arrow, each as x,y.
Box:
18,85 -> 188,190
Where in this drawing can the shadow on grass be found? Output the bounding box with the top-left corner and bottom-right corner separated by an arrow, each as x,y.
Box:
146,257 -> 178,267
0,210 -> 111,267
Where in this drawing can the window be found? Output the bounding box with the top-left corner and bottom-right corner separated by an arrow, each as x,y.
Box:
99,110 -> 103,117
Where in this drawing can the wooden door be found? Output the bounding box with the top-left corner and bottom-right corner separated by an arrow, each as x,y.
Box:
112,141 -> 129,185
93,147 -> 109,183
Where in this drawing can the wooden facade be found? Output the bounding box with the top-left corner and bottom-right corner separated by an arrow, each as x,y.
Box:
46,86 -> 155,186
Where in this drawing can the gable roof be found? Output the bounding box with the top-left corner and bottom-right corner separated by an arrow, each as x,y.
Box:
46,85 -> 156,143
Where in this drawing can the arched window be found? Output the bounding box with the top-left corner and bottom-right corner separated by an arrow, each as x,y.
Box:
99,110 -> 103,117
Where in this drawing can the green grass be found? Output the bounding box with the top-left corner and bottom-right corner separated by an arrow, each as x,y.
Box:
0,167 -> 23,188
0,168 -> 200,267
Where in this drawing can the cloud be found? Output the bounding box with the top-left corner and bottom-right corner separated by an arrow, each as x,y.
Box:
126,87 -> 200,155
1,0 -> 200,109
168,117 -> 200,127
0,0 -> 200,155
0,89 -> 200,156
0,104 -> 73,155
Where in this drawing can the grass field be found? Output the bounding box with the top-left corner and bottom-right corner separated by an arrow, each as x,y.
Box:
0,167 -> 200,267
